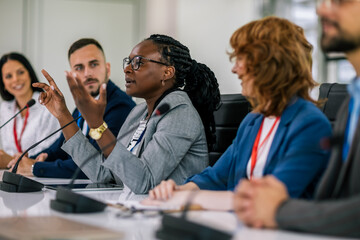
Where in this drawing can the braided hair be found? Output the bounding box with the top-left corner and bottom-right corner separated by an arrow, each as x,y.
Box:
146,34 -> 221,151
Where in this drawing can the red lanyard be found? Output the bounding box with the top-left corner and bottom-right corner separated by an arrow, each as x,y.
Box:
13,107 -> 30,153
249,116 -> 280,179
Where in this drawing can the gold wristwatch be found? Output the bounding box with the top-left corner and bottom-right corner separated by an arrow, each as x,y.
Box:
89,121 -> 108,140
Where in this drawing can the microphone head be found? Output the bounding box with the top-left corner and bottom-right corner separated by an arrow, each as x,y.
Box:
320,138 -> 331,150
26,99 -> 36,108
320,135 -> 343,150
155,104 -> 170,116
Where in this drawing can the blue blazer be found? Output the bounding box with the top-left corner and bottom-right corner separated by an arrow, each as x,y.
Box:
32,80 -> 135,178
187,97 -> 332,198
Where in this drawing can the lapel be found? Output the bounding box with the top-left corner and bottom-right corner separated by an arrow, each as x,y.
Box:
119,104 -> 147,148
333,99 -> 360,196
137,99 -> 173,157
238,114 -> 263,177
264,97 -> 301,170
136,113 -> 156,158
315,97 -> 349,199
74,109 -> 86,130
105,80 -> 114,104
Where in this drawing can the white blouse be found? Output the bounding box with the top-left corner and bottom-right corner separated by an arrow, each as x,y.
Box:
246,116 -> 280,179
0,92 -> 61,157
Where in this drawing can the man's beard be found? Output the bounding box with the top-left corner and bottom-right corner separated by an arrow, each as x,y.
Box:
321,18 -> 360,53
86,74 -> 107,97
90,88 -> 100,97
321,34 -> 360,53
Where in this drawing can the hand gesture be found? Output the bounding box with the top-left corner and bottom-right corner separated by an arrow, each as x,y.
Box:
234,176 -> 289,228
7,152 -> 24,169
148,179 -> 179,200
0,150 -> 13,169
33,69 -> 70,119
7,153 -> 35,176
142,190 -> 196,209
35,153 -> 48,162
65,71 -> 107,128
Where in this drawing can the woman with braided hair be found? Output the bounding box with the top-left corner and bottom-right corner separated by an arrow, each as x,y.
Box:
136,34 -> 221,151
36,34 -> 220,194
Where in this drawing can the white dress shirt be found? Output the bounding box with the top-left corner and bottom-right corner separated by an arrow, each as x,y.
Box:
0,92 -> 61,157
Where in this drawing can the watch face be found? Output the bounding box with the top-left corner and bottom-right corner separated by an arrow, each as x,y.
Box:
89,122 -> 108,140
90,130 -> 101,140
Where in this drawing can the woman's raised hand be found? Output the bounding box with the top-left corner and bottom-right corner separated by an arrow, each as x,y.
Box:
33,69 -> 70,119
65,71 -> 107,128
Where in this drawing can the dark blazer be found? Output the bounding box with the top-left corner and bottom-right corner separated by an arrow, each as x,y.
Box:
31,80 -> 135,178
276,96 -> 360,238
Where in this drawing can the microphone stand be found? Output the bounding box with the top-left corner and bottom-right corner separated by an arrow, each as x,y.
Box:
0,116 -> 81,193
50,103 -> 171,214
0,99 -> 36,129
50,137 -> 122,213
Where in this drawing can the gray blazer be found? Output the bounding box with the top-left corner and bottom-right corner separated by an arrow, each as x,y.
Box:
276,97 -> 360,238
62,91 -> 208,194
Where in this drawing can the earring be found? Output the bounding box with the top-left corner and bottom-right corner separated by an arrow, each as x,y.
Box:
161,80 -> 166,87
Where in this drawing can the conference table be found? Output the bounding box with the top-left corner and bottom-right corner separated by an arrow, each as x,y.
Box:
0,171 -> 353,240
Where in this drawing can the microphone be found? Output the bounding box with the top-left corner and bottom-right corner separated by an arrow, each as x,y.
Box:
50,103 -> 170,214
320,134 -> 343,150
0,99 -> 36,129
0,116 -> 81,193
155,103 -> 170,116
50,134 -> 120,213
156,191 -> 232,240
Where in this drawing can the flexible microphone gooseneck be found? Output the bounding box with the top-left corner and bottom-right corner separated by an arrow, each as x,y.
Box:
0,116 -> 81,193
50,104 -> 170,214
156,190 -> 232,240
0,99 -> 36,129
51,133 -> 125,213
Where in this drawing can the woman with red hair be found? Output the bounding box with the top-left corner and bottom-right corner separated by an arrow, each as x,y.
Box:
146,17 -> 331,209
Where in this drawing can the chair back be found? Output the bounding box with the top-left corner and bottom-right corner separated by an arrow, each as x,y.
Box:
318,83 -> 348,128
209,94 -> 252,166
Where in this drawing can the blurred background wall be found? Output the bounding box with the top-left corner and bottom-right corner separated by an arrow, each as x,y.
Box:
0,0 -> 354,112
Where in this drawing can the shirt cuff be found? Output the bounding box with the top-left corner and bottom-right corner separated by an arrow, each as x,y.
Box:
32,162 -> 44,177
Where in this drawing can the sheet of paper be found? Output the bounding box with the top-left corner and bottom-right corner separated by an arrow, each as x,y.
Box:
114,199 -> 181,211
